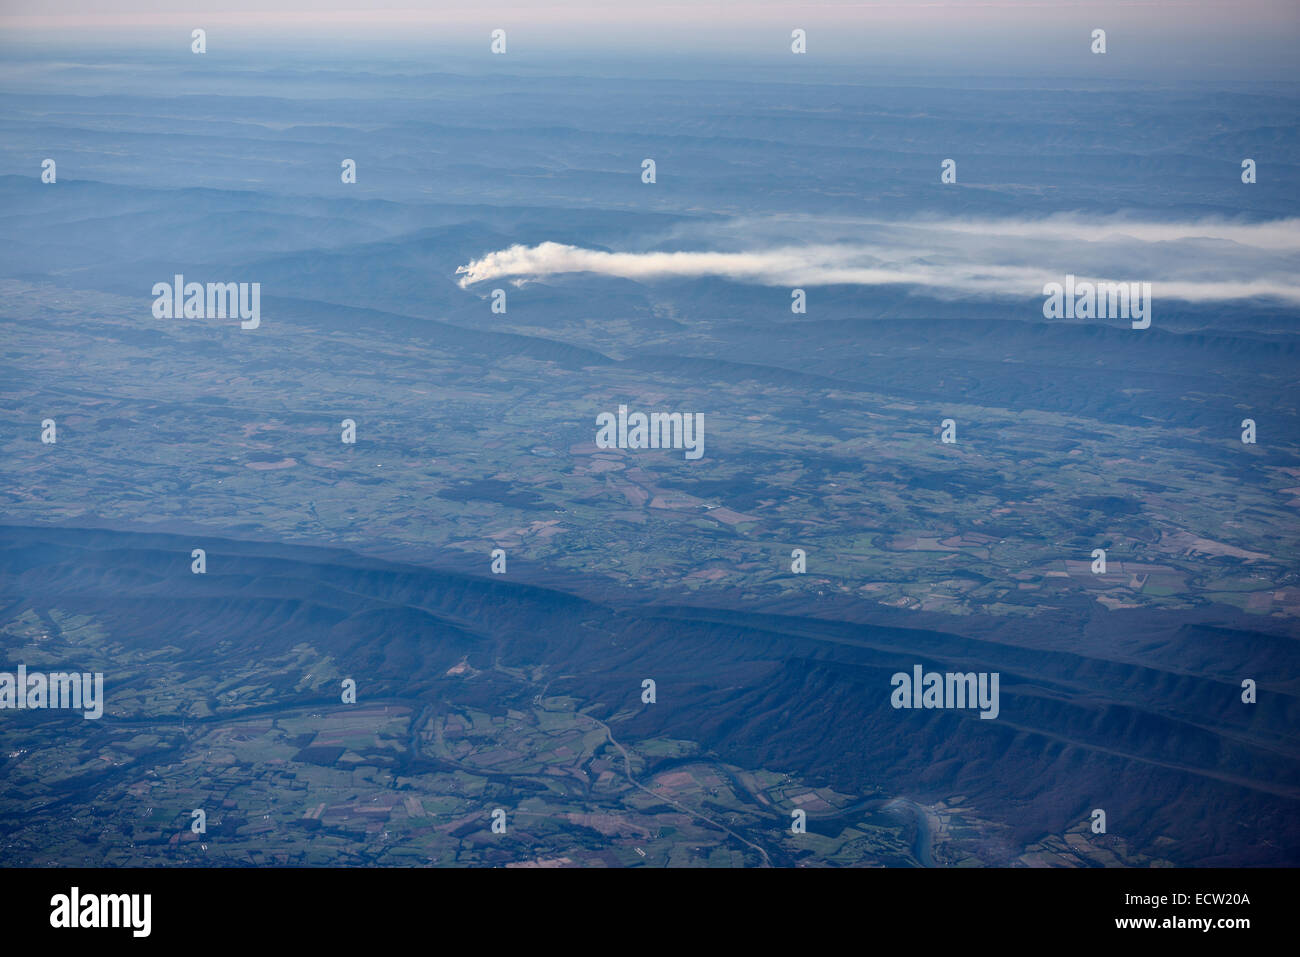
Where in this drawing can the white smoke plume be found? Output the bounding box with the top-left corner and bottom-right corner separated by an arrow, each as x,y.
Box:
456,216 -> 1300,305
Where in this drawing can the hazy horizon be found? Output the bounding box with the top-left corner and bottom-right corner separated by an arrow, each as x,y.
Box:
2,0 -> 1298,80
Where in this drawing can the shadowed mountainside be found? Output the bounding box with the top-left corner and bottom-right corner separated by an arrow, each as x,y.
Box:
2,523 -> 1296,865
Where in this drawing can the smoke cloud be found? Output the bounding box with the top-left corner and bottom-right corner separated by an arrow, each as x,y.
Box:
456,216 -> 1300,305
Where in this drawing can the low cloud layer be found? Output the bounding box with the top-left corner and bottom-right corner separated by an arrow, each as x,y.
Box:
456,216 -> 1300,305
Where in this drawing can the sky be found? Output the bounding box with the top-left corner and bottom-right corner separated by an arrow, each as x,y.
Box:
1,1 -> 1298,78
